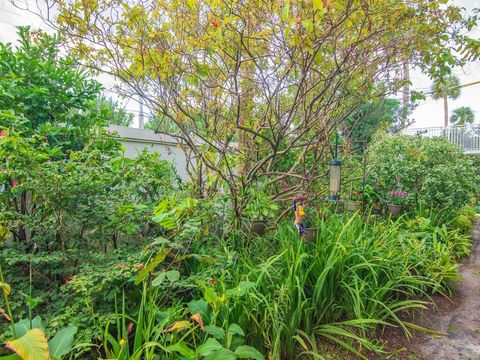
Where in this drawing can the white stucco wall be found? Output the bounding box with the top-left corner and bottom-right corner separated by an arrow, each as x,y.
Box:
107,125 -> 191,180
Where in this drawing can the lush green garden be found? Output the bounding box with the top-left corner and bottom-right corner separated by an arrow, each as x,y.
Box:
1,1 -> 480,359
1,121 -> 478,359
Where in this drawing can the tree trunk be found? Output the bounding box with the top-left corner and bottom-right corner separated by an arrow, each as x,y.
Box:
444,95 -> 449,127
402,60 -> 410,127
237,59 -> 255,178
18,191 -> 28,242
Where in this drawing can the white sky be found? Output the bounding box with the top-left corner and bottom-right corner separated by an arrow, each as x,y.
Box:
0,0 -> 479,128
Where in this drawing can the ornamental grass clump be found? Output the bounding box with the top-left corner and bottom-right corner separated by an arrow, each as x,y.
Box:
228,213 -> 461,359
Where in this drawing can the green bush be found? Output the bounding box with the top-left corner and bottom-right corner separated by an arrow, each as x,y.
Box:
0,130 -> 181,344
0,27 -> 116,153
366,134 -> 479,212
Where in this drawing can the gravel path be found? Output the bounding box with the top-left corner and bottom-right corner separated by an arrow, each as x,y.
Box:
411,218 -> 480,359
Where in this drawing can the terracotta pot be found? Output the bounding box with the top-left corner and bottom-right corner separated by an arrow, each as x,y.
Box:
302,227 -> 318,243
387,204 -> 402,216
243,219 -> 268,236
344,200 -> 362,211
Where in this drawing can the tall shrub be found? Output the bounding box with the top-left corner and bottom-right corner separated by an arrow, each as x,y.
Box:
366,134 -> 479,211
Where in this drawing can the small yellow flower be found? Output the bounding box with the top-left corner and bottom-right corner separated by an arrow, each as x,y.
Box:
119,339 -> 126,347
219,295 -> 226,303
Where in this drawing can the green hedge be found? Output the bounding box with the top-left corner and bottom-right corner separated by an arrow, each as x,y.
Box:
366,134 -> 479,212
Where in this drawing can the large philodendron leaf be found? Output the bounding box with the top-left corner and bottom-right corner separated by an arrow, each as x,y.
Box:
48,326 -> 78,359
5,328 -> 50,360
12,316 -> 44,338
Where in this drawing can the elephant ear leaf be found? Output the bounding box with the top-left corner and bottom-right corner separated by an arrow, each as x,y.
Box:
235,345 -> 265,360
48,326 -> 78,359
5,328 -> 50,360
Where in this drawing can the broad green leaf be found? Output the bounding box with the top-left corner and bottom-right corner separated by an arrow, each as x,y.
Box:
187,299 -> 210,322
235,345 -> 265,360
227,323 -> 244,337
196,338 -> 223,356
0,281 -> 11,297
185,254 -> 214,264
164,320 -> 191,333
205,348 -> 237,360
135,249 -> 171,285
281,4 -> 289,22
155,310 -> 171,325
204,286 -> 218,306
5,328 -> 49,360
165,341 -> 195,359
19,292 -> 41,311
13,316 -> 44,338
151,211 -> 176,230
225,281 -> 255,297
204,325 -> 225,341
151,272 -> 166,287
48,325 -> 78,358
0,111 -> 16,119
312,0 -> 323,10
152,269 -> 180,286
166,270 -> 180,282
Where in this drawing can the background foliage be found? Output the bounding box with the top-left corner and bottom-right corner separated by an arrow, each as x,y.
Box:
366,134 -> 479,211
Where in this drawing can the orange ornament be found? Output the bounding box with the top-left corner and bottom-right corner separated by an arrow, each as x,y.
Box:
210,18 -> 219,28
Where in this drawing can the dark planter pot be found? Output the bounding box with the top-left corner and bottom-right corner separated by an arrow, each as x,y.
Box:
387,204 -> 402,216
302,227 -> 318,243
344,200 -> 362,212
242,219 -> 268,237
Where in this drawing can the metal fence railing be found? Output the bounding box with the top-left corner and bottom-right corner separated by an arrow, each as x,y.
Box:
403,125 -> 480,154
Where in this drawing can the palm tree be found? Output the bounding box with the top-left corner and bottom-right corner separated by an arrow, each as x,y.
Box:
431,75 -> 461,127
450,106 -> 475,125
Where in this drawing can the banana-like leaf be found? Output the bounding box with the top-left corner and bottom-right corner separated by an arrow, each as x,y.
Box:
48,326 -> 78,359
5,328 -> 50,360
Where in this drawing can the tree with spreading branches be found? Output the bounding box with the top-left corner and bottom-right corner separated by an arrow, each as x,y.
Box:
23,0 -> 480,219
